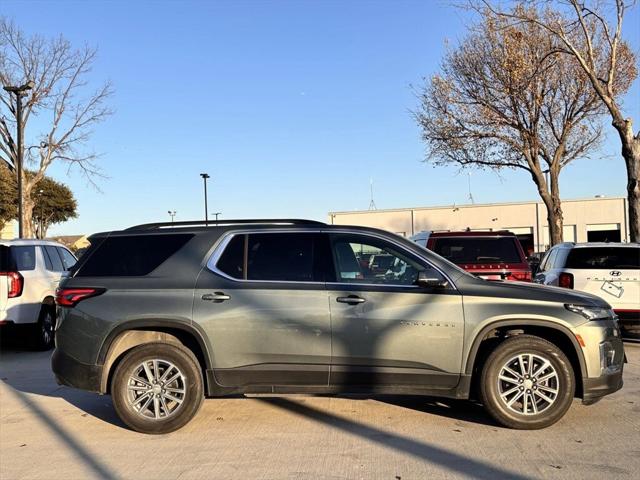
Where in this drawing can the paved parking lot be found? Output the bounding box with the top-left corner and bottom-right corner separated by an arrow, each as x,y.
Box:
1,336 -> 639,480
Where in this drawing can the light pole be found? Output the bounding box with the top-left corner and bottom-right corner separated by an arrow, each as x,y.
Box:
37,189 -> 44,239
167,210 -> 176,223
200,173 -> 210,226
211,212 -> 222,223
3,81 -> 35,238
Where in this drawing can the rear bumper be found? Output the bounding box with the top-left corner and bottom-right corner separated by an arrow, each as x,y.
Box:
582,368 -> 624,405
51,348 -> 103,394
615,310 -> 640,337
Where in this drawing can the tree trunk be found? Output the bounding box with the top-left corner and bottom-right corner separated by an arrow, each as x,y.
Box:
21,183 -> 35,238
532,168 -> 564,249
613,118 -> 640,242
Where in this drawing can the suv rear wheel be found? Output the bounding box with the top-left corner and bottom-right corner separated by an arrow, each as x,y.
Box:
111,342 -> 204,434
29,305 -> 56,351
480,335 -> 575,429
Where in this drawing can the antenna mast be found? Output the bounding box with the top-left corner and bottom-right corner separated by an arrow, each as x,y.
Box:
368,178 -> 377,210
467,172 -> 475,204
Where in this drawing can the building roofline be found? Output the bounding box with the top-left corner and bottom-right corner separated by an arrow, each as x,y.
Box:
328,196 -> 626,216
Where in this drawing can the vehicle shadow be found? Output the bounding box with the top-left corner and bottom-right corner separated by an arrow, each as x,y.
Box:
371,394 -> 498,427
0,332 -> 125,430
258,397 -> 532,480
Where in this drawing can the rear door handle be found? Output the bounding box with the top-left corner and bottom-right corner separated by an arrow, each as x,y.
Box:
202,292 -> 231,302
336,295 -> 366,305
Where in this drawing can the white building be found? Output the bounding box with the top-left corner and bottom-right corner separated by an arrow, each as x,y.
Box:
329,196 -> 630,253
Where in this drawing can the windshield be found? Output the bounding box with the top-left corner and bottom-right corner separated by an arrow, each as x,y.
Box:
565,247 -> 640,269
431,237 -> 523,264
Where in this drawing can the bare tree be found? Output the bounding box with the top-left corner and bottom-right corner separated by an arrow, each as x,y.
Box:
479,0 -> 639,241
0,18 -> 112,238
416,5 -> 614,246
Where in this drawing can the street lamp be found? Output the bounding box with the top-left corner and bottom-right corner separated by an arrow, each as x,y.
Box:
3,80 -> 35,238
36,189 -> 44,239
211,212 -> 222,223
200,173 -> 210,226
167,210 -> 176,223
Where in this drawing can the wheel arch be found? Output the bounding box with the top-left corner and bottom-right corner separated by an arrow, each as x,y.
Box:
98,320 -> 212,394
465,320 -> 587,398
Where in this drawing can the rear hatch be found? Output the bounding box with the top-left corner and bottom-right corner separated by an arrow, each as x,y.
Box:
428,235 -> 531,281
564,246 -> 640,311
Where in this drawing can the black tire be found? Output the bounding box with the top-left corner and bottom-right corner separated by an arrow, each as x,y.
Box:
480,335 -> 575,430
111,342 -> 204,434
29,305 -> 56,351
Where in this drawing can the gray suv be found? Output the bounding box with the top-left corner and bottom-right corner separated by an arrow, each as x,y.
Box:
52,220 -> 624,434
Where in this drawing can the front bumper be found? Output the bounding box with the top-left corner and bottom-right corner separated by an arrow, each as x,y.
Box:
582,367 -> 624,405
51,348 -> 103,394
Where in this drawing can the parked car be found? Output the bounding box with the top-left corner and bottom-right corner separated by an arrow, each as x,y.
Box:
53,219 -> 623,434
0,239 -> 77,349
424,231 -> 532,281
534,242 -> 640,338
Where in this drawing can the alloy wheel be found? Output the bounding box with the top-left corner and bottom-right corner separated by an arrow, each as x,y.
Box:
497,353 -> 559,415
126,359 -> 187,420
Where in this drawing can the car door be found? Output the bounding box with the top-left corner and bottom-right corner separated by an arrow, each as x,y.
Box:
193,230 -> 331,388
326,231 -> 464,389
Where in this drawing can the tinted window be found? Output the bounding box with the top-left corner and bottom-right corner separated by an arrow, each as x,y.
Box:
565,247 -> 640,269
431,237 -> 523,264
76,234 -> 193,277
247,233 -> 315,281
215,233 -> 329,282
330,233 -> 428,286
2,246 -> 36,271
58,248 -> 77,270
44,246 -> 65,271
41,246 -> 54,270
217,234 -> 245,279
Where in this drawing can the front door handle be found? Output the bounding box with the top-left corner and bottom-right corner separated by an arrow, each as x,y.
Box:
336,295 -> 366,305
202,292 -> 231,302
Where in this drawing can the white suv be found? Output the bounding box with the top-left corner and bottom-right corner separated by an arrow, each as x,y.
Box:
534,242 -> 639,338
0,239 -> 77,349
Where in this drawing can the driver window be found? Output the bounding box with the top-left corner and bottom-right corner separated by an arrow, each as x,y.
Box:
329,233 -> 428,286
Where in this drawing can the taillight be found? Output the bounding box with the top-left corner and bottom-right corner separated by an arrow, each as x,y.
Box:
508,271 -> 532,282
1,271 -> 24,297
559,272 -> 574,289
55,288 -> 104,307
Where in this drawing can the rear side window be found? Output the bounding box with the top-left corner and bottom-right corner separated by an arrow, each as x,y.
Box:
75,234 -> 193,277
565,247 -> 640,269
58,248 -> 77,270
431,237 -> 523,264
44,246 -> 65,271
215,233 -> 324,282
2,246 -> 37,271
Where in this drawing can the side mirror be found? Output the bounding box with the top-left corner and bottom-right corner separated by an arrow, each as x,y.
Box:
416,271 -> 448,288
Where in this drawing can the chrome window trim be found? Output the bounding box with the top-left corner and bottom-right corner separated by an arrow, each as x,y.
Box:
205,228 -> 457,290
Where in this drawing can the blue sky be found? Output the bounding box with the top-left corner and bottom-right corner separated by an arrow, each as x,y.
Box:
3,0 -> 639,235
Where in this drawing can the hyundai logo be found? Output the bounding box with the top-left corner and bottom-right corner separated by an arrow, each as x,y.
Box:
610,270 -> 622,277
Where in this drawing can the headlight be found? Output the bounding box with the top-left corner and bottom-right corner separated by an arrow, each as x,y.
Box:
565,304 -> 614,321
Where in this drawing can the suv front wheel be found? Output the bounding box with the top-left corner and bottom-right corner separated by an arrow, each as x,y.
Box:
480,335 -> 575,429
112,342 -> 204,434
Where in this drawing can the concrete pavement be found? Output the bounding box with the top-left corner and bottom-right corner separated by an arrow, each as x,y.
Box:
1,337 -> 639,480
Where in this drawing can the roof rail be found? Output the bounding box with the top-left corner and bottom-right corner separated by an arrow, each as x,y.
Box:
125,219 -> 327,231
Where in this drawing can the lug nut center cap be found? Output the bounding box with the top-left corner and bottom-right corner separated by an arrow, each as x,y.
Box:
523,379 -> 533,390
